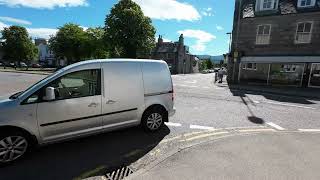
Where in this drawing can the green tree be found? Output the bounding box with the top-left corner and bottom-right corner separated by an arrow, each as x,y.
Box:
105,0 -> 156,58
49,23 -> 88,65
85,27 -> 109,59
1,26 -> 38,67
205,59 -> 213,69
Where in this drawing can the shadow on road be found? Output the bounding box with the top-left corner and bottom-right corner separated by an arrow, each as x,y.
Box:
230,89 -> 265,125
229,88 -> 316,105
0,126 -> 170,180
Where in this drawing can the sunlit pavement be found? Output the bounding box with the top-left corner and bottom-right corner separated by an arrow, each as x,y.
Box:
1,71 -> 320,179
128,131 -> 320,180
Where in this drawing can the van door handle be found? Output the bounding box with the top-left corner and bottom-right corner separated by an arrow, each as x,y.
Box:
106,100 -> 116,104
88,103 -> 98,107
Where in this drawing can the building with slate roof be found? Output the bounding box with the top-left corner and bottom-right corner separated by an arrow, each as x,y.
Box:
230,0 -> 320,88
152,34 -> 197,74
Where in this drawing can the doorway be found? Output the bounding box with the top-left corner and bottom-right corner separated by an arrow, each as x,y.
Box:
309,63 -> 320,88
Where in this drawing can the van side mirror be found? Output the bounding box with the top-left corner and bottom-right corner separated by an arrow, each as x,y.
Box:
43,87 -> 55,101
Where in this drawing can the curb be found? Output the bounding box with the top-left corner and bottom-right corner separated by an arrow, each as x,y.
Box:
0,69 -> 52,75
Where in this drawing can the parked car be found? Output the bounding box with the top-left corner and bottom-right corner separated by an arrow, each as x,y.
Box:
0,59 -> 175,165
31,63 -> 41,68
214,68 -> 220,73
19,62 -> 28,68
9,62 -> 15,68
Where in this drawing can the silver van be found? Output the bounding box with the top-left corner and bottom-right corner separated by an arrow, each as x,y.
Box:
0,59 -> 175,165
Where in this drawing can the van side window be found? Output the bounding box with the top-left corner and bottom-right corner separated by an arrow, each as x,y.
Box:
46,69 -> 101,100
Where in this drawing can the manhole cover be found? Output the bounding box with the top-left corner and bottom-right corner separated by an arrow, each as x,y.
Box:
105,166 -> 134,180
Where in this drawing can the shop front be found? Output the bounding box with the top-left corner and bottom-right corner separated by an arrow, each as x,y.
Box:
239,56 -> 320,88
309,63 -> 320,88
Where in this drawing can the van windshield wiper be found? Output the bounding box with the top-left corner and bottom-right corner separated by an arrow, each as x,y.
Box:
9,91 -> 23,99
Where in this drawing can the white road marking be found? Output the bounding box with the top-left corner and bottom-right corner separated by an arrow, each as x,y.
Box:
160,135 -> 183,144
184,131 -> 229,141
165,122 -> 182,127
266,122 -> 285,131
238,128 -> 276,133
265,101 -> 316,110
298,129 -> 320,132
190,124 -> 215,130
175,84 -> 198,88
253,100 -> 260,104
202,86 -> 210,89
184,80 -> 197,84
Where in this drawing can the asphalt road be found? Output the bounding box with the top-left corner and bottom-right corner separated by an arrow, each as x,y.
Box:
1,71 -> 320,179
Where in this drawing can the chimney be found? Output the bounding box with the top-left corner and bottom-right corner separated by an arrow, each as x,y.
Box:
158,35 -> 163,44
179,34 -> 184,46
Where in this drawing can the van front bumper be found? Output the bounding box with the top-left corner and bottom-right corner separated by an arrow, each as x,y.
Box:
169,107 -> 176,117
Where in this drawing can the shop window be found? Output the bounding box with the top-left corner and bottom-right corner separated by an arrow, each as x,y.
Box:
281,64 -> 297,72
243,63 -> 257,70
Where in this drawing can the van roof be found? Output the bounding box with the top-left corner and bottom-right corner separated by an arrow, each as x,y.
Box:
61,59 -> 167,72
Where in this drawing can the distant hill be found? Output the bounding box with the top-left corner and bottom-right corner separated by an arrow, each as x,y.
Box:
196,55 -> 224,64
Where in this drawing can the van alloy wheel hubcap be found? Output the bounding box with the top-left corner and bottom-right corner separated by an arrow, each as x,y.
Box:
147,113 -> 163,130
0,136 -> 28,162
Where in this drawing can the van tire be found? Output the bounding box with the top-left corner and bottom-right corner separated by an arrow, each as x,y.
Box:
0,130 -> 31,166
141,106 -> 166,132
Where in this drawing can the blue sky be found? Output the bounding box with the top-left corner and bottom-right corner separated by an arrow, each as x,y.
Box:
0,0 -> 234,56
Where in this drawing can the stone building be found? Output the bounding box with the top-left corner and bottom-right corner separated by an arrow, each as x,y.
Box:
35,38 -> 55,66
230,0 -> 320,88
152,34 -> 196,74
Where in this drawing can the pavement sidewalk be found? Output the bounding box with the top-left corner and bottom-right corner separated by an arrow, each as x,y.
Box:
0,68 -> 53,75
129,132 -> 320,180
230,84 -> 320,99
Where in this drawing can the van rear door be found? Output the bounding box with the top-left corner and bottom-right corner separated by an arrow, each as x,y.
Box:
101,62 -> 144,127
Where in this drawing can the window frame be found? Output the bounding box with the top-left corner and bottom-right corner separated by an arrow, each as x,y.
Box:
21,69 -> 102,105
297,0 -> 316,8
256,24 -> 272,45
260,0 -> 275,10
295,21 -> 313,44
243,63 -> 258,71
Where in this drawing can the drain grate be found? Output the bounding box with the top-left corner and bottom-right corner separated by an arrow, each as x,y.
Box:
105,166 -> 134,180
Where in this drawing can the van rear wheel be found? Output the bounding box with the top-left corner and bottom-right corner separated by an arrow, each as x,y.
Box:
0,131 -> 30,166
142,107 -> 165,132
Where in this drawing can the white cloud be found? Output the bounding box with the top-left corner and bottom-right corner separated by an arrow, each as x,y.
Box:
178,29 -> 216,52
0,21 -> 8,30
27,28 -> 58,39
156,37 -> 172,42
0,0 -> 88,9
201,7 -> 213,17
163,38 -> 172,42
133,0 -> 201,21
0,16 -> 31,25
216,25 -> 224,31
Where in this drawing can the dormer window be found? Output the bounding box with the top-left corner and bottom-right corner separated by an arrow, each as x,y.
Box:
255,0 -> 279,11
298,0 -> 316,8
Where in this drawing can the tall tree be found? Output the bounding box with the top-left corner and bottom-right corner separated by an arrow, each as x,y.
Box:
85,27 -> 109,59
206,59 -> 213,69
49,23 -> 88,65
105,0 -> 156,58
1,26 -> 38,66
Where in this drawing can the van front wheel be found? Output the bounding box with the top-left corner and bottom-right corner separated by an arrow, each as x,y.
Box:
142,107 -> 165,132
0,131 -> 30,166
